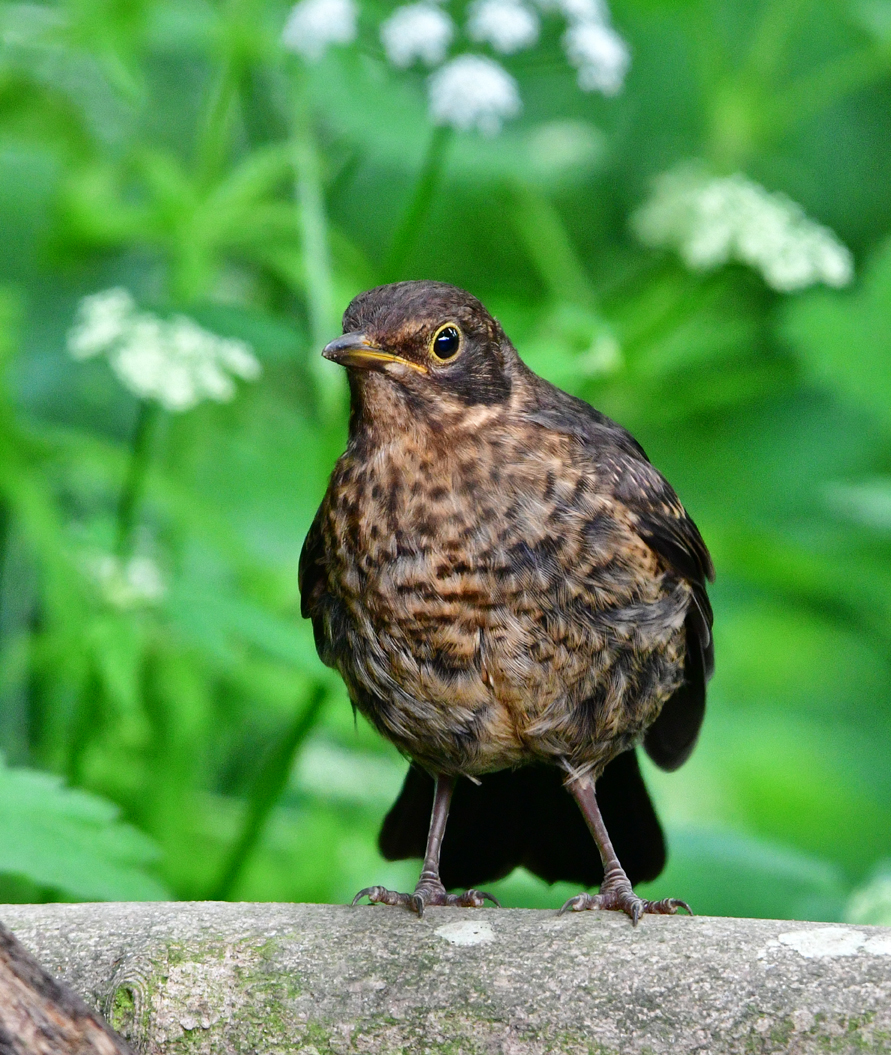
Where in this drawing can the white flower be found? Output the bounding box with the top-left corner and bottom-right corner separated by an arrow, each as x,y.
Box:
563,20 -> 629,95
467,0 -> 540,54
282,0 -> 357,61
112,316 -> 174,403
66,289 -> 263,412
633,167 -> 854,292
428,55 -> 521,135
67,288 -> 136,360
86,553 -> 166,609
380,3 -> 454,68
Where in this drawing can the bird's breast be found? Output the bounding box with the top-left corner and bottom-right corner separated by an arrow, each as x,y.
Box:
319,426 -> 686,775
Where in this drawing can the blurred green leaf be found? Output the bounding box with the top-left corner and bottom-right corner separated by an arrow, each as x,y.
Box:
641,828 -> 848,922
0,754 -> 168,900
783,238 -> 891,432
825,477 -> 891,533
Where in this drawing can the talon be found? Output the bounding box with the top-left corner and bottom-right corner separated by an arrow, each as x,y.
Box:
558,886 -> 692,923
351,886 -> 381,907
559,893 -> 597,915
453,888 -> 497,908
652,897 -> 693,916
351,879 -> 495,915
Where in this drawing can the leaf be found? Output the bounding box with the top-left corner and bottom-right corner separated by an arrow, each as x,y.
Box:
782,237 -> 891,432
824,477 -> 891,533
0,756 -> 169,901
640,826 -> 848,922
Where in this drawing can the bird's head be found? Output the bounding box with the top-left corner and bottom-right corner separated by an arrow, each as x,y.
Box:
322,281 -> 516,423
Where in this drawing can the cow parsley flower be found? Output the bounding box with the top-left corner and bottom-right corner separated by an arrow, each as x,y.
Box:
467,0 -> 540,54
381,3 -> 454,67
633,167 -> 854,292
428,55 -> 521,135
67,289 -> 262,412
282,0 -> 358,60
563,19 -> 629,95
67,288 -> 136,360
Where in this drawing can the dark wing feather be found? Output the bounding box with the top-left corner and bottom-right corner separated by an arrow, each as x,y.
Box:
604,452 -> 714,770
379,750 -> 665,889
300,504 -> 342,666
523,371 -> 715,772
644,607 -> 708,770
298,505 -> 327,620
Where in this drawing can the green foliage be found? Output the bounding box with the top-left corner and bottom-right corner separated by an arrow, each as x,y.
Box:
0,753 -> 167,900
0,0 -> 889,922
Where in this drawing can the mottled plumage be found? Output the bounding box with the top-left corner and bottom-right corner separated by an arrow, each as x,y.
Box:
300,281 -> 714,921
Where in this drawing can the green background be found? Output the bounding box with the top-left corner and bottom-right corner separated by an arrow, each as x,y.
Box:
1,0 -> 891,924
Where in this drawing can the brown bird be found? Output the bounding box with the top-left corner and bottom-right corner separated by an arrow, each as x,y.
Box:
299,281 -> 714,923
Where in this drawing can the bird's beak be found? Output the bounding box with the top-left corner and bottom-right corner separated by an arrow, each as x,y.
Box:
321,332 -> 426,373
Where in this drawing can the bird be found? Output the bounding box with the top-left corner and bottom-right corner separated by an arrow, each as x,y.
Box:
299,280 -> 714,923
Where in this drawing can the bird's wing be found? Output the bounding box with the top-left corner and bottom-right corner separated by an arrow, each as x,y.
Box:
298,504 -> 327,620
524,377 -> 714,771
605,449 -> 715,590
601,447 -> 715,771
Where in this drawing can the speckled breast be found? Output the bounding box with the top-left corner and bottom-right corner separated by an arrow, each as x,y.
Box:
318,424 -> 689,778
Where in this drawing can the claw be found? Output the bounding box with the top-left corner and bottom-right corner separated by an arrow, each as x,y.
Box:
351,886 -> 412,909
558,893 -> 597,916
558,888 -> 692,924
351,881 -> 500,916
351,886 -> 378,907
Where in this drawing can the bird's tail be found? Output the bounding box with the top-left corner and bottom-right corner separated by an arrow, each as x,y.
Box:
378,749 -> 666,891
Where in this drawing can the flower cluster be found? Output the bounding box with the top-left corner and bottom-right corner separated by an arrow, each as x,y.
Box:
282,0 -> 630,135
467,0 -> 540,54
633,167 -> 854,293
282,0 -> 358,60
380,3 -> 454,68
428,54 -> 521,135
67,289 -> 262,412
562,18 -> 628,96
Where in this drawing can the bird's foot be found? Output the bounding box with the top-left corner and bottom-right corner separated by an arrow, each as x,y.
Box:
559,884 -> 691,925
352,879 -> 499,918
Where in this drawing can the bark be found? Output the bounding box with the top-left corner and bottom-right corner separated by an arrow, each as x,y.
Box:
0,920 -> 134,1055
2,902 -> 891,1054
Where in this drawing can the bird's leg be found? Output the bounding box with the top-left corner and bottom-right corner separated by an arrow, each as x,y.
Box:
559,773 -> 691,925
352,774 -> 499,917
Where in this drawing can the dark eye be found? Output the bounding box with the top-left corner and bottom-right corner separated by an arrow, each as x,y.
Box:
431,324 -> 461,360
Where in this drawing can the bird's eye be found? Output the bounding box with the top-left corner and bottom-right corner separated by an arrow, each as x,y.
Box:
430,324 -> 461,361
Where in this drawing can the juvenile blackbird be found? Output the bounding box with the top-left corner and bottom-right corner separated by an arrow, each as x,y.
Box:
300,281 -> 714,923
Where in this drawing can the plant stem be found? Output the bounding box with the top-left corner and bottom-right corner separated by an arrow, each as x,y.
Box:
196,60 -> 238,190
289,71 -> 342,418
209,683 -> 326,901
115,401 -> 159,560
383,125 -> 452,283
745,0 -> 812,86
771,47 -> 891,132
509,182 -> 594,306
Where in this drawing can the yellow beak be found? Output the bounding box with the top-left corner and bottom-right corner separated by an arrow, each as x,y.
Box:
322,333 -> 427,373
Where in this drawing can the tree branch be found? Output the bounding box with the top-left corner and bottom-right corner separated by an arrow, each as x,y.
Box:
3,902 -> 891,1054
0,920 -> 134,1054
